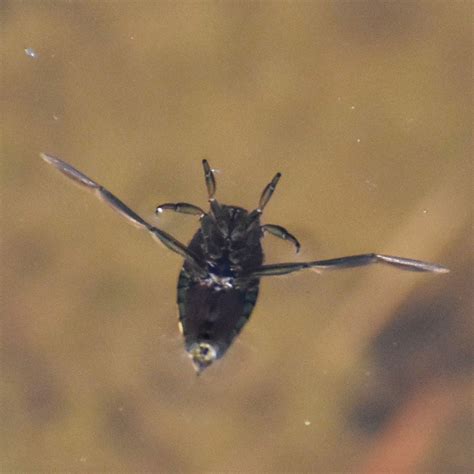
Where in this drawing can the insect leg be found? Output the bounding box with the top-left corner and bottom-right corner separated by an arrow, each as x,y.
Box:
257,172 -> 282,212
248,253 -> 449,278
156,202 -> 205,217
202,159 -> 216,200
40,153 -> 206,274
261,224 -> 301,253
202,159 -> 224,222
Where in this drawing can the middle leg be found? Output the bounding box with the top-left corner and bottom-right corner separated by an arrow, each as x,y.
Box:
262,224 -> 300,253
156,202 -> 205,217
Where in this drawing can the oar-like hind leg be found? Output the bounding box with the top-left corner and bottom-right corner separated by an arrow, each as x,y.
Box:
40,153 -> 206,275
248,253 -> 449,278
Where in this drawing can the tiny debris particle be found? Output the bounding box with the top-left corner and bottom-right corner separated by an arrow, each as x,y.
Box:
24,47 -> 38,58
304,420 -> 311,426
356,138 -> 361,143
350,105 -> 356,110
365,179 -> 377,189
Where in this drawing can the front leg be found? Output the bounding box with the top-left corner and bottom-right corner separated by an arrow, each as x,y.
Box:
248,253 -> 449,278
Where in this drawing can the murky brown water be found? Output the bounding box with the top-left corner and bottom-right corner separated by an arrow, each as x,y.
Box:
2,2 -> 472,472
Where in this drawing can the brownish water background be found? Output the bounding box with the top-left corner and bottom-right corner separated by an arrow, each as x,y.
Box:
2,2 -> 472,472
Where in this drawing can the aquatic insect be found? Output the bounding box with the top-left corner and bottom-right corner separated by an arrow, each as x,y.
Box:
40,153 -> 449,373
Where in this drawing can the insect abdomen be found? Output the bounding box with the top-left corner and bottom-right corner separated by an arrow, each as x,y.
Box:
177,269 -> 259,359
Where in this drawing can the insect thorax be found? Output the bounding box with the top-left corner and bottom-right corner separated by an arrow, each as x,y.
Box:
189,205 -> 264,286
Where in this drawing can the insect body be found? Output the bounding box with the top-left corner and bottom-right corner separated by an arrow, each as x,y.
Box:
40,154 -> 449,373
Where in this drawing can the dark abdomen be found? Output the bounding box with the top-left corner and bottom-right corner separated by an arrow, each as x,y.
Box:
177,270 -> 259,359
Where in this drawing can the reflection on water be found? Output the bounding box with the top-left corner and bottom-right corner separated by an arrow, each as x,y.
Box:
2,1 -> 472,472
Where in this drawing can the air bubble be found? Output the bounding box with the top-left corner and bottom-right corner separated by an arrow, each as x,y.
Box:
24,47 -> 38,59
